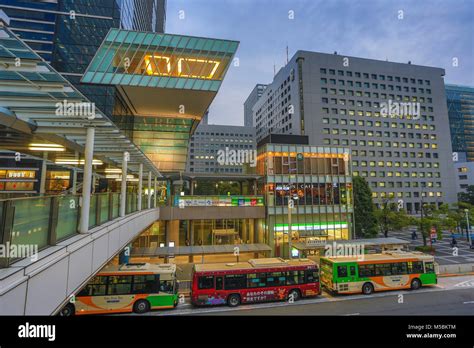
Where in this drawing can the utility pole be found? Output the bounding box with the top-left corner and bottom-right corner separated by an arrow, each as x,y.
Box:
465,209 -> 472,245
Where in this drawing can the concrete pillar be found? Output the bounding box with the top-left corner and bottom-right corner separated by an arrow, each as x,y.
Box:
72,151 -> 78,194
120,151 -> 128,217
79,127 -> 95,233
138,163 -> 143,210
147,171 -> 152,208
249,219 -> 255,243
190,180 -> 194,195
254,179 -> 258,195
190,221 -> 195,245
154,177 -> 157,207
165,220 -> 180,246
39,152 -> 48,195
242,219 -> 248,243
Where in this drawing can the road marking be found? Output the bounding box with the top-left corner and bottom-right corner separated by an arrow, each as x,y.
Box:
344,312 -> 360,316
463,301 -> 474,304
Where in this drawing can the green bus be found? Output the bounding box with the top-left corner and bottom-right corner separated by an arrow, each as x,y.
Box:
320,251 -> 437,295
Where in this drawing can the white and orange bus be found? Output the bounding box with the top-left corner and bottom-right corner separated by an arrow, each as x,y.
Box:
59,263 -> 178,315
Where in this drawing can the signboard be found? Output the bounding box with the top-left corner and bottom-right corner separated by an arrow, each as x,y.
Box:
296,153 -> 304,161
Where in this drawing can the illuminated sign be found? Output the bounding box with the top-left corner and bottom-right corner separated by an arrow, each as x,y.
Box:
144,55 -> 221,80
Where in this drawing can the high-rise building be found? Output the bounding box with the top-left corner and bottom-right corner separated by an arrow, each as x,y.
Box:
187,123 -> 256,174
244,83 -> 266,127
0,0 -> 167,117
446,84 -> 474,163
251,51 -> 456,212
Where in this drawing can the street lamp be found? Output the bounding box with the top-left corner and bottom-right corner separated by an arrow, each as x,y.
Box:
464,209 -> 472,245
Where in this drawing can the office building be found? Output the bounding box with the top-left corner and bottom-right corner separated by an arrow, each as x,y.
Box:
0,0 -> 167,117
187,123 -> 256,174
446,84 -> 474,163
454,162 -> 474,194
244,83 -> 266,127
252,51 -> 457,212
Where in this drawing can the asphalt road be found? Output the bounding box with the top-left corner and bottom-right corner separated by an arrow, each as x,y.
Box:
136,275 -> 474,316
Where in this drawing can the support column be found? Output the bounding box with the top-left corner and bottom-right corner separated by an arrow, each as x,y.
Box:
72,151 -> 78,194
138,163 -> 143,211
190,180 -> 194,195
120,151 -> 128,217
254,179 -> 258,195
79,127 -> 95,233
39,152 -> 48,195
154,177 -> 157,207
147,171 -> 152,208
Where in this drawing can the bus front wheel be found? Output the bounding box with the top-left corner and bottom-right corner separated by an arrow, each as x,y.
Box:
410,278 -> 422,290
58,303 -> 75,316
227,294 -> 241,307
362,282 -> 374,295
133,299 -> 150,314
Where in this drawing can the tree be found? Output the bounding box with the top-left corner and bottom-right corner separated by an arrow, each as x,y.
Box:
458,185 -> 474,205
374,200 -> 413,237
352,176 -> 378,238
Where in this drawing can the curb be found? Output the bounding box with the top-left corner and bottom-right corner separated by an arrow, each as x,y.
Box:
438,272 -> 474,278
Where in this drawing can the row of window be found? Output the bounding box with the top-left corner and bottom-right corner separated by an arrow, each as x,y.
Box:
371,191 -> 442,198
320,116 -> 436,130
197,269 -> 319,290
77,275 -> 174,297
320,68 -> 431,85
321,93 -> 432,105
320,80 -> 432,95
272,182 -> 351,206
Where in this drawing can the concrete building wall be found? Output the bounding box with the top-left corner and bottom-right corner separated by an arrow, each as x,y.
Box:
244,83 -> 267,127
454,162 -> 474,194
253,51 -> 457,211
186,123 -> 256,174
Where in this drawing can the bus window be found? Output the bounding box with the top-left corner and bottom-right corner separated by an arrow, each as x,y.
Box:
198,276 -> 214,290
425,262 -> 435,273
287,270 -> 305,285
132,275 -> 159,294
78,276 -> 108,296
224,274 -> 247,290
337,266 -> 348,278
349,266 -> 356,277
215,276 -> 223,290
408,261 -> 424,274
358,264 -> 375,277
305,270 -> 319,283
375,264 -> 392,276
266,272 -> 286,287
391,263 -> 408,275
160,280 -> 174,294
108,275 -> 133,295
247,273 -> 266,288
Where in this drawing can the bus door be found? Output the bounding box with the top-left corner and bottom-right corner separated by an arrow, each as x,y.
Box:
335,264 -> 351,292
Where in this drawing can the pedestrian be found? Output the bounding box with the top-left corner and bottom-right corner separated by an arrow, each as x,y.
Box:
412,230 -> 417,240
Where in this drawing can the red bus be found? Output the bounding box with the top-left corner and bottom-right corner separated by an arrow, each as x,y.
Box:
191,258 -> 320,307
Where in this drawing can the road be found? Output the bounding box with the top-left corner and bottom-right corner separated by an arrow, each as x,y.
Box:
135,275 -> 474,316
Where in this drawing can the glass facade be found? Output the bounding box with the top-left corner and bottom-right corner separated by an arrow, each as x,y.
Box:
446,84 -> 474,162
258,144 -> 354,257
0,0 -> 58,62
82,29 -> 239,172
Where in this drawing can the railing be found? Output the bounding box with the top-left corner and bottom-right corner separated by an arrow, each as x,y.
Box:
0,192 -> 158,267
173,195 -> 264,207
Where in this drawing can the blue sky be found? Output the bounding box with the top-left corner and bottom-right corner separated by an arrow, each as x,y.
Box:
166,0 -> 474,126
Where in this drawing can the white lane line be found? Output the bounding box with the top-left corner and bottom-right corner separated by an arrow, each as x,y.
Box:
344,313 -> 360,316
463,301 -> 474,304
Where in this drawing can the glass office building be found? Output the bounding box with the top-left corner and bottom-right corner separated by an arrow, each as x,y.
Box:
446,84 -> 474,162
0,0 -> 58,62
257,141 -> 354,257
0,0 -> 166,117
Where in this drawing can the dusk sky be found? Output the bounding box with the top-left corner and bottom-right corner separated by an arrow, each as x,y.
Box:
166,0 -> 474,126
